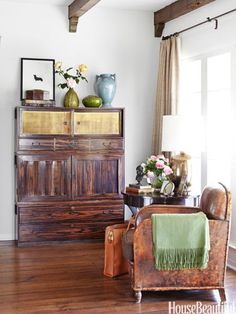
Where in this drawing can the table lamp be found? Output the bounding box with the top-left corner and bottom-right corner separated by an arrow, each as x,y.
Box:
161,115 -> 203,194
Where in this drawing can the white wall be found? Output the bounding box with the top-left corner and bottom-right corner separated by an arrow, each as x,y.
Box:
0,1 -> 158,239
163,0 -> 236,248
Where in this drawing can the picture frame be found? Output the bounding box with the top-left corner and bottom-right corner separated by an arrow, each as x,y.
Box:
160,180 -> 175,196
20,58 -> 55,100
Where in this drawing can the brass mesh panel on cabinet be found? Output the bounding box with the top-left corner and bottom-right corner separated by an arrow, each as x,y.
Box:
74,112 -> 120,135
22,111 -> 71,135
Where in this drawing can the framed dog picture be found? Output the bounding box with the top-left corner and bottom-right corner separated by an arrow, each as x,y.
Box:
20,58 -> 55,100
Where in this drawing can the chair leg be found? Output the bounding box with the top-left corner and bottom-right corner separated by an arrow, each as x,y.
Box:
134,291 -> 142,303
219,288 -> 226,302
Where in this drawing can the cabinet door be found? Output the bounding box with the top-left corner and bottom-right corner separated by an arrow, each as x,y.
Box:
20,110 -> 71,135
72,154 -> 124,198
17,154 -> 71,202
74,111 -> 122,135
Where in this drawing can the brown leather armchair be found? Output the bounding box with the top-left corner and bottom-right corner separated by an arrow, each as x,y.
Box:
122,184 -> 231,303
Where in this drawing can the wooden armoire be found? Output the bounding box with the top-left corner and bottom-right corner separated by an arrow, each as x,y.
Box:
15,107 -> 125,246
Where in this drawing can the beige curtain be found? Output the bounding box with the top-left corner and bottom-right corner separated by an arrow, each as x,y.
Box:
152,36 -> 181,155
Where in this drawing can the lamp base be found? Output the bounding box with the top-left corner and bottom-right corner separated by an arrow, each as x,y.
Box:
171,152 -> 191,195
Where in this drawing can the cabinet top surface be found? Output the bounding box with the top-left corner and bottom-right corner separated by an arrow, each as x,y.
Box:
16,107 -> 124,112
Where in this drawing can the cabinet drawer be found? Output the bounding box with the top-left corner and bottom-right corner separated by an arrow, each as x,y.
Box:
18,203 -> 124,224
90,139 -> 124,151
18,139 -> 76,151
73,139 -> 124,151
18,138 -> 124,151
18,221 -> 124,243
18,139 -> 54,150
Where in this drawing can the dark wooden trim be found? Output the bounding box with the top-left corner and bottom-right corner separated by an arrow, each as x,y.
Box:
68,0 -> 101,33
155,23 -> 165,37
69,16 -> 79,32
0,240 -> 16,246
154,0 -> 216,37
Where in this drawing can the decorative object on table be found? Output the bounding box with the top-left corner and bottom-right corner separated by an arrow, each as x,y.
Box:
160,180 -> 175,196
127,165 -> 150,192
55,61 -> 88,108
21,58 -> 55,101
22,89 -> 55,107
135,165 -> 145,185
94,73 -> 116,107
64,88 -> 79,108
25,89 -> 50,100
176,175 -> 188,196
141,154 -> 173,189
171,154 -> 191,195
161,115 -> 204,194
82,95 -> 102,108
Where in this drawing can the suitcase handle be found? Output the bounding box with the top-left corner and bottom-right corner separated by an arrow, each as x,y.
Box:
108,231 -> 114,243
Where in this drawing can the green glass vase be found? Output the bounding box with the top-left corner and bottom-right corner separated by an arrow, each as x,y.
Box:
64,88 -> 79,108
151,175 -> 164,190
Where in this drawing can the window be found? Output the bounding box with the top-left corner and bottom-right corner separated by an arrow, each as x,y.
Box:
179,51 -> 232,192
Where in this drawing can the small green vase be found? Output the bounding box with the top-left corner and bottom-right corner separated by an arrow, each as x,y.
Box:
151,175 -> 164,189
64,88 -> 79,108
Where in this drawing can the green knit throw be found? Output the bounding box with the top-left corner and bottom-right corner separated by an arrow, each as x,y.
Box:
151,212 -> 210,270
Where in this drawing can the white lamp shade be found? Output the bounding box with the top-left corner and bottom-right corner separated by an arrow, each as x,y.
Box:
161,115 -> 204,154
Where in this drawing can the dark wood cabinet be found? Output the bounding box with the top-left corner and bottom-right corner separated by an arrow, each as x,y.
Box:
15,107 -> 125,246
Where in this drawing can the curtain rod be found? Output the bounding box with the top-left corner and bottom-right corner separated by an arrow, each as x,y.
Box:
162,8 -> 236,40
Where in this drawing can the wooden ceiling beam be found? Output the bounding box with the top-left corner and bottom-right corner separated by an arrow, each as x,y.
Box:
154,0 -> 216,37
68,0 -> 101,33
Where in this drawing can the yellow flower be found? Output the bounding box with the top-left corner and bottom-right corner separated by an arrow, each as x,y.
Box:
78,64 -> 88,73
55,61 -> 62,71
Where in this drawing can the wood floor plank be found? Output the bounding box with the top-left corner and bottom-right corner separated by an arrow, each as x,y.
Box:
0,241 -> 235,313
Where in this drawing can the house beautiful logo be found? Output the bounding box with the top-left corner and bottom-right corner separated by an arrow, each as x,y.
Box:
168,301 -> 236,314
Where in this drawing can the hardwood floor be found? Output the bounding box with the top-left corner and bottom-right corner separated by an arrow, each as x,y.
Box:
0,241 -> 235,314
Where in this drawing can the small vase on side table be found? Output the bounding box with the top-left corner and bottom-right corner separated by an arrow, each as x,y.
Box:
150,175 -> 164,190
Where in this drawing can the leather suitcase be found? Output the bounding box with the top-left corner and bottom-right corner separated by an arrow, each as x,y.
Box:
104,223 -> 129,277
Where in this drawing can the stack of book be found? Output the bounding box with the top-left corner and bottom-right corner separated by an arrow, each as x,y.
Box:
22,89 -> 56,107
125,184 -> 154,194
22,99 -> 56,107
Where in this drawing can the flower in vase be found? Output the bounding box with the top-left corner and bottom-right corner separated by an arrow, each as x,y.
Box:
55,62 -> 88,89
142,154 -> 173,187
163,165 -> 173,176
78,64 -> 88,73
67,78 -> 76,89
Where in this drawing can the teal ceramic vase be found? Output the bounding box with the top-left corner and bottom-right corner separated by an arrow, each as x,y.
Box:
64,88 -> 79,108
94,74 -> 116,107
